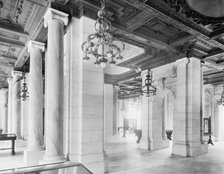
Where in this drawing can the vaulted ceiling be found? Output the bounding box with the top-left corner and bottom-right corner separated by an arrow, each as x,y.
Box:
0,0 -> 223,98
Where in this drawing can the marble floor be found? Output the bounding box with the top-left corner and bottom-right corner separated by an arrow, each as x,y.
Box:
0,134 -> 223,174
0,139 -> 27,170
105,133 -> 224,174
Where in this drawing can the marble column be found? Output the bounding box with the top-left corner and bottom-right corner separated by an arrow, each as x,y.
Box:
43,8 -> 68,162
214,96 -> 220,141
11,71 -> 22,137
24,41 -> 45,164
172,57 -> 208,157
7,78 -> 13,133
64,17 -> 105,174
2,88 -> 8,133
104,84 -> 114,141
139,88 -> 151,150
113,85 -> 119,135
139,72 -> 169,150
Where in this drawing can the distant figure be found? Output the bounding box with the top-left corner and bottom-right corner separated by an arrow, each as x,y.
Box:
207,135 -> 214,145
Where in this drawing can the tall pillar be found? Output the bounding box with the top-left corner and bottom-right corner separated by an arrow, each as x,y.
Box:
24,41 -> 45,164
104,84 -> 114,141
113,85 -> 118,135
2,88 -> 8,133
11,71 -> 22,137
43,8 -> 68,162
139,88 -> 151,150
139,72 -> 169,150
64,17 -> 105,174
214,95 -> 220,141
173,57 -> 208,157
7,78 -> 13,133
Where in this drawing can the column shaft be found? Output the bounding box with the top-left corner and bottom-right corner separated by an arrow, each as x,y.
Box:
173,57 -> 208,156
11,72 -> 21,137
27,41 -> 45,150
2,89 -> 8,133
7,78 -> 13,133
44,8 -> 68,161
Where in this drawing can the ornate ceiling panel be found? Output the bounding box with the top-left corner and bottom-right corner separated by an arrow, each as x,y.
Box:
135,17 -> 190,44
0,0 -> 223,91
0,0 -> 49,87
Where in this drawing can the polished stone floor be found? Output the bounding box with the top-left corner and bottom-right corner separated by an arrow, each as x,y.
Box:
105,133 -> 224,174
0,134 -> 223,174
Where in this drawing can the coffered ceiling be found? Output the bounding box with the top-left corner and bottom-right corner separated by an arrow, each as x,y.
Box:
0,0 -> 223,99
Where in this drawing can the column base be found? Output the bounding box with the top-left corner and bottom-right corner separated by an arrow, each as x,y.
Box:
139,138 -> 169,150
139,137 -> 150,150
150,139 -> 170,150
172,141 -> 208,157
69,152 -> 106,174
24,148 -> 45,165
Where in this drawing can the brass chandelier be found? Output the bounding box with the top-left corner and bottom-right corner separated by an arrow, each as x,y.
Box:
18,69 -> 29,101
81,0 -> 125,68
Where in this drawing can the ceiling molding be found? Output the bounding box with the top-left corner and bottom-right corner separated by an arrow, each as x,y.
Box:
0,36 -> 25,48
105,70 -> 140,84
0,22 -> 29,39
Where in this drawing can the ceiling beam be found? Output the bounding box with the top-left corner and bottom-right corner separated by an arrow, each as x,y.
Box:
126,11 -> 156,31
0,63 -> 14,68
210,27 -> 224,38
0,74 -> 8,78
204,50 -> 224,60
0,55 -> 17,61
105,71 -> 141,84
122,0 -> 224,50
118,53 -> 148,67
0,36 -> 25,48
119,83 -> 141,88
25,0 -> 48,7
169,34 -> 195,46
204,76 -> 223,85
203,60 -> 224,71
0,22 -> 29,39
125,27 -> 179,53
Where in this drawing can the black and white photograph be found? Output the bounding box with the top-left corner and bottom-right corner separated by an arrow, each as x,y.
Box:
0,0 -> 223,173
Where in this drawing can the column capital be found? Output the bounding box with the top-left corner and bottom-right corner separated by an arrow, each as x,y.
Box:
7,77 -> 13,84
12,70 -> 22,78
44,8 -> 68,28
28,40 -> 45,53
175,57 -> 190,67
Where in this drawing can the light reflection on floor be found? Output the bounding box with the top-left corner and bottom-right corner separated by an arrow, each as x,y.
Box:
105,133 -> 224,174
0,133 -> 223,174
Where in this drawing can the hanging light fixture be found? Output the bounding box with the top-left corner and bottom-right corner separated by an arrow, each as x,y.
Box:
141,47 -> 157,97
81,0 -> 125,68
18,68 -> 29,101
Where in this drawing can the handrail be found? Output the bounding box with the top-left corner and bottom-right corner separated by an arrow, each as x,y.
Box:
0,161 -> 93,174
